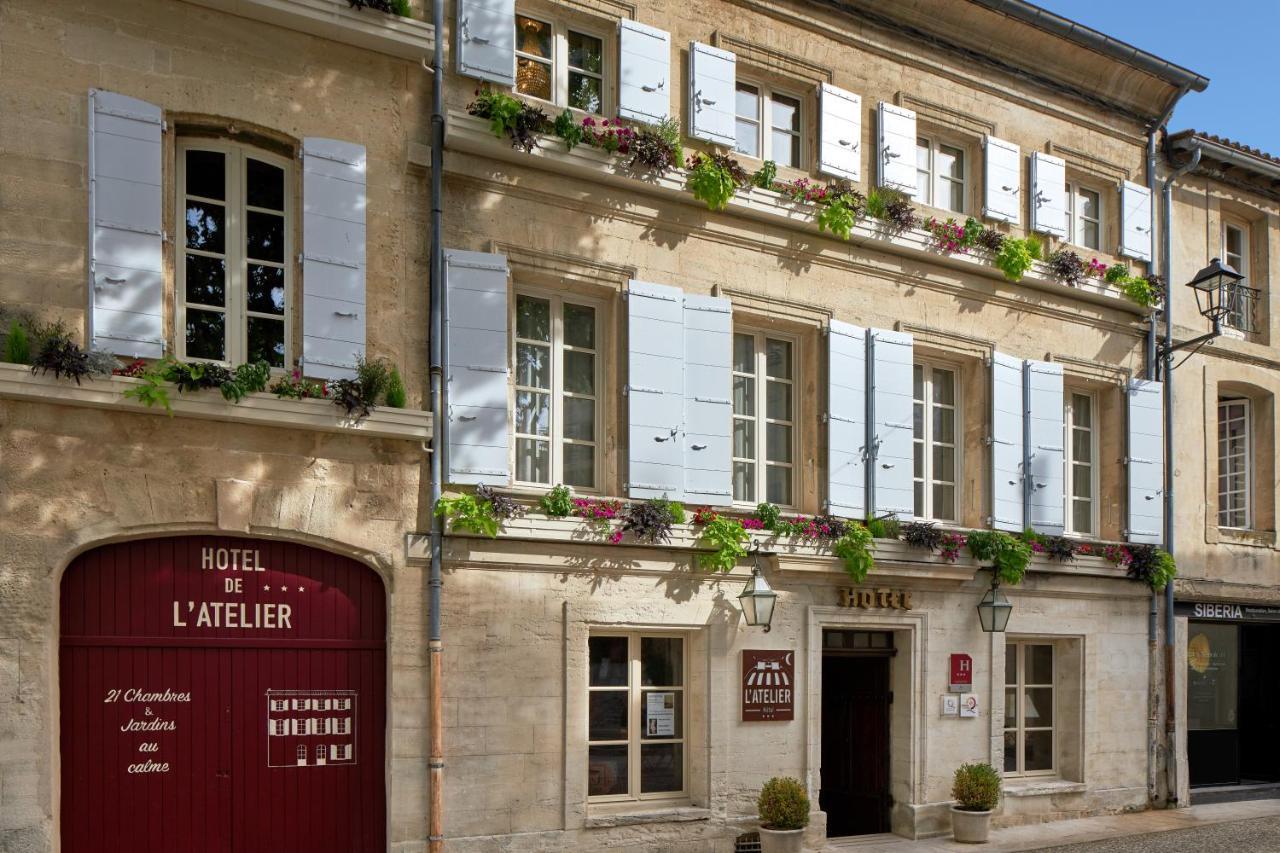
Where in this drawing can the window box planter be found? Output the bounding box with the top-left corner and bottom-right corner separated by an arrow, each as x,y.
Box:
182,0 -> 434,60
0,362 -> 432,442
444,111 -> 1145,315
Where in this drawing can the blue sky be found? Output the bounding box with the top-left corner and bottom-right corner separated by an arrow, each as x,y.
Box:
1035,1 -> 1278,153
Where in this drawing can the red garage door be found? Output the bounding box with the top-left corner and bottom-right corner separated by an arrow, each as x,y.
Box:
60,536 -> 387,853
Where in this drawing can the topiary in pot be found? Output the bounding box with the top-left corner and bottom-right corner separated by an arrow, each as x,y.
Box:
757,776 -> 809,853
951,762 -> 1001,843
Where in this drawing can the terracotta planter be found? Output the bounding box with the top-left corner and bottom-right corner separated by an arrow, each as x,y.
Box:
758,826 -> 805,853
950,806 -> 992,843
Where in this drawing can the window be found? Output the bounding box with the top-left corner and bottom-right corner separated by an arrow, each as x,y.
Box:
178,142 -> 289,367
734,83 -> 802,168
912,364 -> 957,521
1064,392 -> 1096,535
1218,398 -> 1251,529
915,137 -> 965,213
514,292 -> 599,489
315,744 -> 327,762
588,634 -> 686,801
271,699 -> 288,712
296,745 -> 307,764
270,719 -> 287,736
514,14 -> 605,114
1067,184 -> 1101,251
1223,220 -> 1252,332
732,332 -> 795,505
1005,642 -> 1054,776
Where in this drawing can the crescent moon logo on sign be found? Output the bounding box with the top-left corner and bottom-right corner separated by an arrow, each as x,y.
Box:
784,652 -> 793,667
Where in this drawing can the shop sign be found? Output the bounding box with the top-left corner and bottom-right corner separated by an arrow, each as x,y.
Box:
742,650 -> 794,721
949,653 -> 973,693
1175,601 -> 1280,623
837,587 -> 913,610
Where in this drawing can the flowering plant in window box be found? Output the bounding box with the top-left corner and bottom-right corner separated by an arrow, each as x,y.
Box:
579,116 -> 635,155
270,369 -> 328,400
925,216 -> 983,255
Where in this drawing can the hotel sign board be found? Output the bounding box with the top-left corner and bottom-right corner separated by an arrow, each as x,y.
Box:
1175,601 -> 1280,623
742,650 -> 795,721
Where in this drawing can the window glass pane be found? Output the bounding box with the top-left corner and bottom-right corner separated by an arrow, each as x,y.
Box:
564,350 -> 595,395
641,690 -> 683,739
246,158 -> 284,211
516,296 -> 551,341
515,390 -> 550,436
913,482 -> 924,518
186,150 -> 225,200
515,437 -> 550,483
932,484 -> 954,520
916,139 -> 930,170
766,424 -> 792,464
933,407 -> 954,444
589,637 -> 628,686
733,461 -> 755,503
588,691 -> 628,740
567,30 -> 602,73
1073,394 -> 1092,427
588,745 -> 627,796
913,440 -> 923,478
1072,428 -> 1092,464
516,55 -> 552,100
186,201 -> 225,253
913,402 -> 924,437
773,129 -> 801,168
771,94 -> 800,132
1024,730 -> 1053,771
516,343 -> 550,389
1024,687 -> 1053,727
563,443 -> 594,488
947,179 -> 964,213
932,445 -> 954,481
515,16 -> 551,57
246,211 -> 284,263
1078,189 -> 1098,220
1003,730 -> 1017,773
735,83 -> 759,119
733,375 -> 755,416
1072,465 -> 1092,499
1026,645 -> 1053,684
185,255 -> 226,307
1005,645 -> 1017,683
1004,688 -> 1017,728
569,73 -> 602,114
733,419 -> 755,459
247,264 -> 285,314
640,743 -> 682,793
564,396 -> 595,441
766,339 -> 792,379
1081,219 -> 1099,250
186,309 -> 226,361
913,364 -> 924,400
563,303 -> 595,349
1187,623 -> 1238,730
641,637 -> 683,685
735,120 -> 759,158
933,369 -> 955,404
733,333 -> 755,373
1072,501 -> 1092,535
939,146 -> 963,179
766,465 -> 792,506
766,380 -> 791,421
247,317 -> 284,367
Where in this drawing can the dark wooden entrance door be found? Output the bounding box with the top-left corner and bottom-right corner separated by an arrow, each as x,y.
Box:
821,654 -> 891,836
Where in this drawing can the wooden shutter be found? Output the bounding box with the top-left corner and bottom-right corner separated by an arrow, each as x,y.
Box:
1126,379 -> 1164,544
869,329 -> 913,519
618,20 -> 670,124
443,249 -> 510,487
1119,180 -> 1153,262
1030,152 -> 1067,238
683,295 -> 732,505
301,138 -> 366,381
88,89 -> 165,358
876,102 -> 916,193
991,352 -> 1024,532
688,42 -> 735,146
1025,360 -> 1065,535
983,136 -> 1022,225
817,84 -> 861,182
827,320 -> 867,519
456,0 -> 515,86
627,281 -> 685,499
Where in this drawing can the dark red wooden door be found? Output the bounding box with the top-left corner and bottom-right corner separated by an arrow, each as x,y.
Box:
60,536 -> 387,853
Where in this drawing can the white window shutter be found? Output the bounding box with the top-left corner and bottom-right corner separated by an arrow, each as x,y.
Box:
876,102 -> 916,194
1030,152 -> 1067,238
683,295 -> 732,505
301,138 -> 366,381
618,20 -> 671,124
88,89 -> 164,358
688,42 -> 735,146
1126,379 -> 1164,544
627,281 -> 685,500
818,84 -> 861,182
991,352 -> 1024,532
870,329 -> 914,519
456,0 -> 515,86
443,249 -> 510,487
983,136 -> 1022,225
827,320 -> 867,519
1119,180 -> 1153,262
1025,360 -> 1065,535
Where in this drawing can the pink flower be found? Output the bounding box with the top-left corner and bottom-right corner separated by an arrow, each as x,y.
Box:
609,530 -> 624,544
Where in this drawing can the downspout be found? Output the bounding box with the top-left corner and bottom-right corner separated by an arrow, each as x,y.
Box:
1160,141 -> 1202,808
427,0 -> 446,849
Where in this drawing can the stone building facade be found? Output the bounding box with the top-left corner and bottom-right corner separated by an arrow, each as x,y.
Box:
0,1 -> 1270,852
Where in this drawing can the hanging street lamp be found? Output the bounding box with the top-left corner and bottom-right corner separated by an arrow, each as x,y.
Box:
739,547 -> 777,632
976,574 -> 1013,633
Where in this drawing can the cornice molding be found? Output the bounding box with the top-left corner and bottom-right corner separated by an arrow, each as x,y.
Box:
712,31 -> 834,85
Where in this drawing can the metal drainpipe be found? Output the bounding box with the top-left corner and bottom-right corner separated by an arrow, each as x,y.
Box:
1160,143 -> 1201,808
427,0 -> 446,847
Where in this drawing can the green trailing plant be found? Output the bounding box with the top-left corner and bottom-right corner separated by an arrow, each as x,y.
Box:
832,523 -> 874,582
685,152 -> 746,211
435,493 -> 500,537
965,529 -> 1032,585
758,776 -> 810,831
122,362 -> 174,414
627,117 -> 682,172
539,484 -> 574,517
553,109 -> 584,152
754,502 -> 782,532
816,192 -> 860,240
219,360 -> 271,403
385,365 -> 407,408
467,89 -> 551,152
347,0 -> 411,15
697,514 -> 749,571
952,763 -> 1001,812
1103,263 -> 1131,285
665,500 -> 687,524
3,319 -> 30,364
993,236 -> 1041,282
865,515 -> 901,540
1120,276 -> 1158,308
1125,544 -> 1177,591
750,160 -> 778,189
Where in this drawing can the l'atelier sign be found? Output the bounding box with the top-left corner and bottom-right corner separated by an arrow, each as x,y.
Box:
838,587 -> 914,610
742,650 -> 794,721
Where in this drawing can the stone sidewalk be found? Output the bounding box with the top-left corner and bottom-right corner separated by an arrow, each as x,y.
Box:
821,799 -> 1280,851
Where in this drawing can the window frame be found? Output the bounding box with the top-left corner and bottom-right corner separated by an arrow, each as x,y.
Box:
1217,397 -> 1252,530
915,135 -> 967,214
733,79 -> 805,169
1222,218 -> 1251,332
1004,641 -> 1056,778
912,360 -> 961,522
1063,391 -> 1099,537
1066,182 -> 1103,252
587,632 -> 689,804
513,12 -> 610,116
732,328 -> 798,509
176,139 -> 293,368
511,286 -> 603,492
